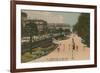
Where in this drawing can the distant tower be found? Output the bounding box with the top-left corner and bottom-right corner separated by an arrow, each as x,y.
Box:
70,25 -> 73,32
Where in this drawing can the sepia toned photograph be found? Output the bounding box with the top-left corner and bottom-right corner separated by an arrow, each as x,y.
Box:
21,10 -> 90,63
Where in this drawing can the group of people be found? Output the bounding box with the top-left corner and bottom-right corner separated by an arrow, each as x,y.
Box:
56,33 -> 79,52
55,33 -> 81,59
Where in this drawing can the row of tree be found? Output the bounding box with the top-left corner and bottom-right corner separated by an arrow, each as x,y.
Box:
73,13 -> 90,47
21,12 -> 71,54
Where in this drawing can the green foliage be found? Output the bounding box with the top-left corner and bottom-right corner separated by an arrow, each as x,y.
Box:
21,44 -> 57,63
21,52 -> 34,63
73,13 -> 90,47
21,12 -> 27,17
22,20 -> 39,54
23,20 -> 38,36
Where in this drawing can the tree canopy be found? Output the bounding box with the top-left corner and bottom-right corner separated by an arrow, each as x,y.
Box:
73,13 -> 90,47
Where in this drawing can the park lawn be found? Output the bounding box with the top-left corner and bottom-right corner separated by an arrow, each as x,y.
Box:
21,44 -> 57,63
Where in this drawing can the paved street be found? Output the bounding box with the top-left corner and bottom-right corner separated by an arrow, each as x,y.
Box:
29,33 -> 90,62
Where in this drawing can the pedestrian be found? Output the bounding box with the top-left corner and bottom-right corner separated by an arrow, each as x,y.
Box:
57,43 -> 60,52
76,45 -> 78,51
68,44 -> 70,51
72,38 -> 75,50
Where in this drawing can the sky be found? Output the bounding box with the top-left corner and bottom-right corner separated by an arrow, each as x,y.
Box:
22,10 -> 81,26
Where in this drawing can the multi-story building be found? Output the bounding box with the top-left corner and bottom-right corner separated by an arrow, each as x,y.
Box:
47,23 -> 71,31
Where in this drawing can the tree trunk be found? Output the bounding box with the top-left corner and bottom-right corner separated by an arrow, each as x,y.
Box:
29,36 -> 32,54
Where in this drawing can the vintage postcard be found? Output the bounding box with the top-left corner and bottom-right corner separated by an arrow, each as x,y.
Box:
21,10 -> 90,63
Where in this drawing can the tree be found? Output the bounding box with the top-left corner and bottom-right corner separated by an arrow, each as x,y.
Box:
21,12 -> 27,37
58,28 -> 64,38
24,20 -> 38,54
73,13 -> 90,47
64,29 -> 70,35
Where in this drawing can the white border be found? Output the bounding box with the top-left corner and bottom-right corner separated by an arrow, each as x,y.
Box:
16,5 -> 95,69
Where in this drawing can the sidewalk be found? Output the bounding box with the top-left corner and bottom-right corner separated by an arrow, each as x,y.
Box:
29,33 -> 90,62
